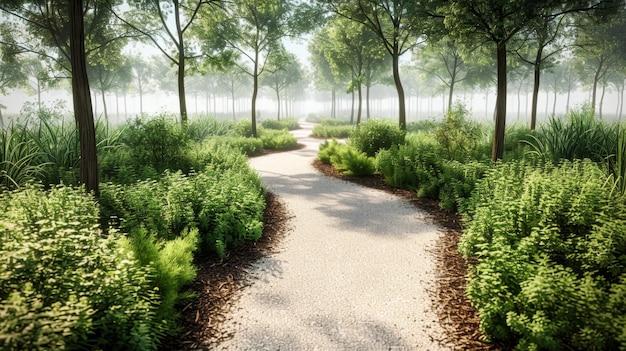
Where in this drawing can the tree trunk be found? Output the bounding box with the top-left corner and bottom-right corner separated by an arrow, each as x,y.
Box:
552,89 -> 557,117
357,82 -> 362,125
591,58 -> 604,116
251,50 -> 259,138
366,84 -> 371,120
276,88 -> 281,120
492,41 -> 507,162
599,80 -> 606,119
530,48 -> 542,131
69,0 -> 98,196
231,79 -> 236,121
392,49 -> 406,130
350,85 -> 355,125
101,89 -> 108,127
331,88 -> 336,118
174,3 -> 187,125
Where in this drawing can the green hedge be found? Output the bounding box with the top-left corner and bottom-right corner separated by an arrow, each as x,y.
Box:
349,119 -> 405,157
261,118 -> 300,130
460,160 -> 626,350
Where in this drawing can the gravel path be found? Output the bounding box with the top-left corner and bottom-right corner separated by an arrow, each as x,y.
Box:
214,121 -> 447,350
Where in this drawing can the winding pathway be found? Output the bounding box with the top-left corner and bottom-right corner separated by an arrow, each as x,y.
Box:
214,121 -> 447,350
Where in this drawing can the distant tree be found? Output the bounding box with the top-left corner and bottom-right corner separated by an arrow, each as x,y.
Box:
262,52 -> 303,120
309,27 -> 347,119
320,0 -> 433,130
195,0 -> 316,137
414,37 -> 468,113
110,0 -> 219,125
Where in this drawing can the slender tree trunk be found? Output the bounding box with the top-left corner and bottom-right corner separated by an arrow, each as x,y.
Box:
101,90 -> 108,127
566,87 -> 571,114
552,89 -> 557,117
231,80 -> 236,121
331,88 -> 336,118
392,49 -> 406,130
174,3 -> 187,125
251,50 -> 259,138
350,86 -> 355,125
492,41 -> 507,161
366,84 -> 371,120
276,88 -> 281,120
599,81 -> 606,119
591,58 -> 604,116
69,0 -> 98,195
530,48 -> 542,131
124,92 -> 128,120
620,83 -> 625,121
357,82 -> 362,125
37,80 -> 42,110
545,90 -> 549,118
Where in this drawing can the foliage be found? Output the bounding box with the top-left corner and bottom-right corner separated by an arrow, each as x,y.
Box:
330,146 -> 376,177
460,160 -> 626,349
185,114 -> 233,143
312,124 -> 353,138
0,124 -> 43,190
349,119 -> 405,157
0,185 -> 165,350
199,136 -> 264,157
261,117 -> 300,130
259,129 -> 298,150
119,227 -> 198,332
525,106 -> 618,164
119,114 -> 189,175
434,103 -> 484,161
318,138 -> 342,165
100,145 -> 265,258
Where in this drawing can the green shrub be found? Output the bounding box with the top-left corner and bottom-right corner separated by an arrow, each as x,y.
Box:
460,160 -> 626,349
318,138 -> 342,165
349,119 -> 405,157
119,227 -> 198,332
312,124 -> 353,138
185,115 -> 232,143
120,115 -> 189,174
231,119 -> 254,138
100,156 -> 265,258
259,129 -> 298,150
261,118 -> 300,130
0,185 -> 165,350
331,146 -> 376,176
434,103 -> 484,161
203,136 -> 264,156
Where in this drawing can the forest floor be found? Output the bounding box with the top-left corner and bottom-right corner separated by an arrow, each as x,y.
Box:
160,123 -> 501,351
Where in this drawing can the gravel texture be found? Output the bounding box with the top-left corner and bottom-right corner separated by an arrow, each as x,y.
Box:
212,121 -> 448,350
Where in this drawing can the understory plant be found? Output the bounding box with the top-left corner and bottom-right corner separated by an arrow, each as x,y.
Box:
0,185 -> 166,350
349,118 -> 405,157
460,160 -> 626,350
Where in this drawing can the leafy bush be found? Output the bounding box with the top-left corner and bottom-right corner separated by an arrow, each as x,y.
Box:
231,119 -> 254,138
318,138 -> 342,165
119,115 -> 189,175
312,124 -> 353,138
0,185 -> 165,350
259,129 -> 298,150
100,147 -> 265,258
349,119 -> 405,157
460,160 -> 626,349
261,118 -> 300,130
200,136 -> 264,156
331,146 -> 376,177
434,103 -> 484,161
119,227 -> 198,331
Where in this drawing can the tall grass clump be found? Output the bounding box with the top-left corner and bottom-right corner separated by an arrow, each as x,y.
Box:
312,123 -> 353,138
0,125 -> 43,190
460,160 -> 626,350
0,185 -> 167,350
349,119 -> 405,157
525,105 -> 617,164
185,114 -> 232,143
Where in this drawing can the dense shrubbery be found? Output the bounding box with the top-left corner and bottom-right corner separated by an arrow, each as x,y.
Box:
261,117 -> 300,130
1,112 -> 282,349
460,160 -> 626,349
0,185 -> 167,350
311,118 -> 353,138
100,144 -> 265,258
259,129 -> 298,150
349,119 -> 405,157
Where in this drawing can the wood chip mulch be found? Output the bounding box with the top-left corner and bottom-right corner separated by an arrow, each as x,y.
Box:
159,192 -> 292,350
